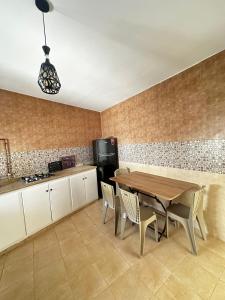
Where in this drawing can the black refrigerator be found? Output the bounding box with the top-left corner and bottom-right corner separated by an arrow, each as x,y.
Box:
93,137 -> 119,197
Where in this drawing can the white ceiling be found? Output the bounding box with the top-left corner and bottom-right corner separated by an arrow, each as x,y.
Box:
0,0 -> 225,111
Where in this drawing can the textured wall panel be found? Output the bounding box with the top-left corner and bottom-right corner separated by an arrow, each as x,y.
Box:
0,90 -> 101,152
101,50 -> 225,143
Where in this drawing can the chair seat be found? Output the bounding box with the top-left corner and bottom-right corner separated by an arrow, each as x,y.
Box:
140,206 -> 155,221
167,203 -> 190,219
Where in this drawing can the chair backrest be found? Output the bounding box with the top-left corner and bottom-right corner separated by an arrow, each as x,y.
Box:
120,189 -> 140,224
101,181 -> 115,209
114,168 -> 130,177
114,168 -> 130,196
191,186 -> 205,218
182,186 -> 205,219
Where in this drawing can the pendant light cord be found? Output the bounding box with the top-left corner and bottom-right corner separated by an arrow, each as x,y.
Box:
42,12 -> 47,46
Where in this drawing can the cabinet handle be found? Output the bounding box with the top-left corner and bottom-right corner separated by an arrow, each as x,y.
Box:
50,188 -> 53,191
45,190 -> 49,192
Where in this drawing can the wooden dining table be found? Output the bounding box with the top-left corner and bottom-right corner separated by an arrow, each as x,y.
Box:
110,171 -> 199,240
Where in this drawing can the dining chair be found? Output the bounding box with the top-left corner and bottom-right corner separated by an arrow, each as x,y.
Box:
114,168 -> 130,195
166,186 -> 207,255
101,181 -> 121,235
120,189 -> 158,256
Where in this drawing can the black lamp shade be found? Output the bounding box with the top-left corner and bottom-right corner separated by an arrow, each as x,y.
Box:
38,58 -> 61,94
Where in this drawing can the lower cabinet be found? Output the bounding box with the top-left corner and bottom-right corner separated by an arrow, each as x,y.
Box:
70,169 -> 98,210
0,191 -> 26,251
22,183 -> 52,236
70,172 -> 86,211
49,177 -> 72,221
84,169 -> 98,204
0,168 -> 97,252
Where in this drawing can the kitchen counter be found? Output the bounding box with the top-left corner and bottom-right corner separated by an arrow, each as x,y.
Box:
0,165 -> 96,195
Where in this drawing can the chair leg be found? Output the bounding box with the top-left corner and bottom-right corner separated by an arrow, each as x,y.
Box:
166,213 -> 169,238
188,220 -> 198,255
182,220 -> 197,255
139,222 -> 147,256
115,207 -> 119,236
120,213 -> 127,239
154,219 -> 159,242
196,210 -> 207,240
102,201 -> 108,224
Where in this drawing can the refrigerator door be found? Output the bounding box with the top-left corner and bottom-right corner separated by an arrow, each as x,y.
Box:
97,139 -> 116,155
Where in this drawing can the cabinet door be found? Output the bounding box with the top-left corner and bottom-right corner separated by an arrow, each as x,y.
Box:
49,177 -> 72,221
84,169 -> 98,204
0,192 -> 26,251
22,183 -> 52,235
70,173 -> 86,210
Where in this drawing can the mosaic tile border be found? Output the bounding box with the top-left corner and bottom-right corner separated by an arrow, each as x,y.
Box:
118,140 -> 225,174
0,146 -> 93,178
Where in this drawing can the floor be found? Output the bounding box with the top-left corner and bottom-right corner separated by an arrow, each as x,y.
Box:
0,200 -> 225,300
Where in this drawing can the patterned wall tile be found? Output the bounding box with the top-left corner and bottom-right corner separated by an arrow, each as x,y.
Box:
0,146 -> 93,178
118,140 -> 225,174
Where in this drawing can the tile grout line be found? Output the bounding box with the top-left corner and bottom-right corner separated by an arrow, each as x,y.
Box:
54,223 -> 79,300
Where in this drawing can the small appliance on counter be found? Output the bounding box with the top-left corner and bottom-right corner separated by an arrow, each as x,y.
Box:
61,155 -> 76,169
48,161 -> 62,173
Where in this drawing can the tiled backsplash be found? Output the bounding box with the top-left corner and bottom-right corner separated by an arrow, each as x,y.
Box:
0,146 -> 93,178
119,140 -> 225,174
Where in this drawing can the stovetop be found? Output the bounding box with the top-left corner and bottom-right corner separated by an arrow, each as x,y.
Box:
21,173 -> 54,183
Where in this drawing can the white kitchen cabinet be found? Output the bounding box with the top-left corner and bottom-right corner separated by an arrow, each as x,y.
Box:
0,191 -> 26,251
49,177 -> 72,221
22,183 -> 52,235
70,172 -> 86,210
84,169 -> 98,204
70,168 -> 98,210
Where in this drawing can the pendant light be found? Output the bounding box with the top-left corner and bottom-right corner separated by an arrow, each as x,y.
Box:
36,0 -> 61,94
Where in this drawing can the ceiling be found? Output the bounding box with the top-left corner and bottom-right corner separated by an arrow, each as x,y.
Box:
0,0 -> 225,111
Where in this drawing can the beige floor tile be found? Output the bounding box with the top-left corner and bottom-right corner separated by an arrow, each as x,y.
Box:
201,237 -> 225,259
63,245 -> 91,278
70,211 -> 94,232
109,227 -> 159,266
34,242 -> 61,271
93,248 -> 129,285
0,276 -> 34,300
34,259 -> 67,300
59,232 -> 84,257
85,234 -> 117,263
220,270 -> 225,283
69,265 -> 107,300
0,256 -> 33,291
33,229 -> 58,253
164,274 -> 202,300
210,281 -> 225,300
194,246 -> 225,279
151,238 -> 188,272
37,282 -> 74,300
134,253 -> 171,294
92,287 -> 115,300
80,224 -> 104,245
108,267 -> 153,300
4,241 -> 33,266
55,219 -> 78,242
172,256 -> 218,299
155,284 -> 176,300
